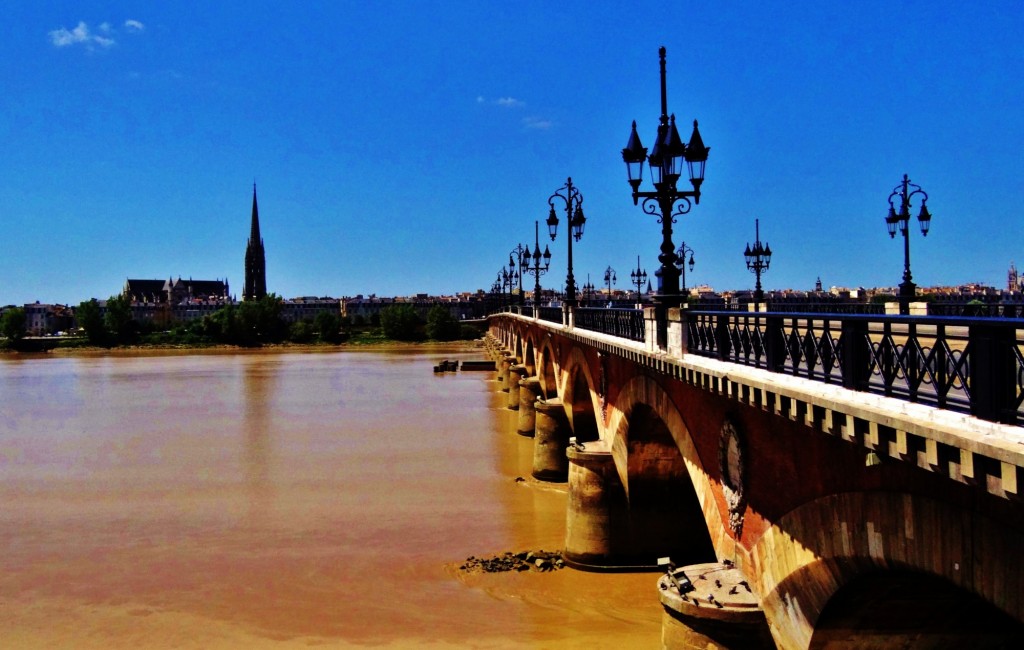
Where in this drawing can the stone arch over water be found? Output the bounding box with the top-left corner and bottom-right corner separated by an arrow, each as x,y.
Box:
606,375 -> 722,567
535,337 -> 559,399
561,347 -> 600,443
754,491 -> 1024,649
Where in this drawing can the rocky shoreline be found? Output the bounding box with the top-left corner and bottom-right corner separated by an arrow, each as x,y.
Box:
460,550 -> 566,574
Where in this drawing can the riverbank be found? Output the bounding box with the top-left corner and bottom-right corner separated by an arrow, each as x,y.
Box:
0,338 -> 485,358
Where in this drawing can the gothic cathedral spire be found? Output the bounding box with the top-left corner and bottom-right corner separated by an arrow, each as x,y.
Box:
244,183 -> 267,301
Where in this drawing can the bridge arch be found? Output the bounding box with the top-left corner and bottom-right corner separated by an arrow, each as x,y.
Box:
754,491 -> 1024,648
522,337 -> 536,376
561,347 -> 601,443
605,375 -> 724,566
535,336 -> 559,399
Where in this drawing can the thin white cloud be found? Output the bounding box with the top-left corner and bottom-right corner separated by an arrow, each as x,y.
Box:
523,116 -> 553,130
49,19 -> 145,50
50,22 -> 89,47
496,97 -> 525,108
476,95 -> 527,108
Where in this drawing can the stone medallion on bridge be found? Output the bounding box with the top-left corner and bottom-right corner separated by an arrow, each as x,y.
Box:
719,418 -> 746,539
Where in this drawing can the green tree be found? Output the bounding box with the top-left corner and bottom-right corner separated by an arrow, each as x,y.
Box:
425,304 -> 460,341
288,320 -> 315,343
0,307 -> 26,341
380,304 -> 422,341
104,294 -> 136,344
314,310 -> 342,343
76,299 -> 107,345
203,304 -> 240,343
236,294 -> 286,345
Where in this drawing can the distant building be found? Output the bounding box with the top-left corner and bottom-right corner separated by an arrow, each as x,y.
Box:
1009,262 -> 1021,292
21,303 -> 74,336
244,184 -> 267,301
123,277 -> 230,304
280,297 -> 341,323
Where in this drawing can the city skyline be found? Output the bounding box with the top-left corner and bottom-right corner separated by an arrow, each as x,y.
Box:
2,2 -> 1022,306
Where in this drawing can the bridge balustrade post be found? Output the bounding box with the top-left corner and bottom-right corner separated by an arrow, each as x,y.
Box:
644,307 -> 659,352
714,313 -> 732,361
969,322 -> 1018,424
764,315 -> 786,372
667,308 -> 686,357
840,319 -> 871,391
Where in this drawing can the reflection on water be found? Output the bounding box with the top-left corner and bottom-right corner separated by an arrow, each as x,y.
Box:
243,360 -> 274,525
0,348 -> 660,648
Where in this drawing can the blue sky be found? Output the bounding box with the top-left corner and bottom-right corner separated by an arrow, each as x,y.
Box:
2,1 -> 1022,305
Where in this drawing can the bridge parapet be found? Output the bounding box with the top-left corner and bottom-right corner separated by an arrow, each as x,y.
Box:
491,311 -> 1024,501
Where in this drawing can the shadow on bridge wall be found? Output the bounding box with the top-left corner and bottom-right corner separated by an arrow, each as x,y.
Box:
755,491 -> 1024,648
494,318 -> 1024,647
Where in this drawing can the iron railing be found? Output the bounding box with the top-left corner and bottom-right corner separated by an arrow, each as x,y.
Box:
685,310 -> 1024,425
575,308 -> 645,342
538,307 -> 563,324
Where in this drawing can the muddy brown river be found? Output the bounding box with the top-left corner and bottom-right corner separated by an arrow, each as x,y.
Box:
0,347 -> 661,648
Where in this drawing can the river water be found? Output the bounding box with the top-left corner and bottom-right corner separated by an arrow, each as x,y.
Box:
0,347 -> 661,648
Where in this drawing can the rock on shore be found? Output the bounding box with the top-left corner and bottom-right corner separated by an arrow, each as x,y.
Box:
460,550 -> 565,574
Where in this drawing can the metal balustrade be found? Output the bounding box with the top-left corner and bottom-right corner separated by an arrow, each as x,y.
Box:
492,305 -> 1024,425
684,310 -> 1024,425
574,308 -> 645,342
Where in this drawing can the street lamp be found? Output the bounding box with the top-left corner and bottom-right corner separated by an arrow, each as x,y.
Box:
604,266 -> 617,303
885,174 -> 931,315
521,221 -> 552,308
509,244 -> 527,306
744,218 -> 772,309
546,177 -> 586,308
582,274 -> 596,306
499,264 -> 518,307
630,255 -> 648,308
676,241 -> 695,298
621,47 -> 710,347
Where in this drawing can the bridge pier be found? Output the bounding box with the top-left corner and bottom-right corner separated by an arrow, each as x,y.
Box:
563,446 -> 632,569
517,377 -> 542,436
506,364 -> 526,410
658,562 -> 773,649
532,399 -> 571,479
497,353 -> 512,391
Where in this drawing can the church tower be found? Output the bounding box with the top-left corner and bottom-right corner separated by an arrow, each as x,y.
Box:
244,184 -> 267,301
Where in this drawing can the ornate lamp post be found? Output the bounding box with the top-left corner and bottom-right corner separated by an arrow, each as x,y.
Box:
604,266 -> 617,303
582,274 -> 596,306
885,174 -> 932,315
509,244 -> 527,306
500,264 -> 518,306
676,241 -> 695,297
630,255 -> 648,308
621,47 -> 710,347
490,277 -> 502,310
744,219 -> 772,309
521,221 -> 552,308
546,177 -> 586,308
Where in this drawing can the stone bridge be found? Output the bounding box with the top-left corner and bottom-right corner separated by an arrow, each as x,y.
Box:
486,308 -> 1024,648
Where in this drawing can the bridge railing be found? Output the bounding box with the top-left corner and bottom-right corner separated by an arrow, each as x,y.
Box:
575,308 -> 645,342
537,306 -> 563,324
684,310 -> 1024,425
